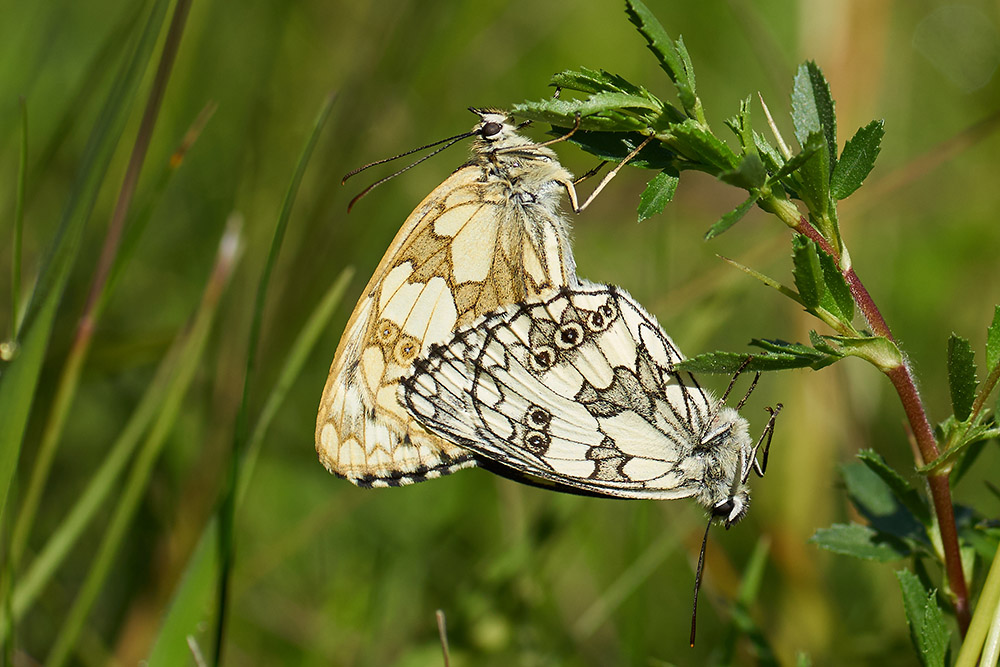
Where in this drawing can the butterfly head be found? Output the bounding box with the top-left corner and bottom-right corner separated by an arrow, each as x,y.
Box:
699,405 -> 754,528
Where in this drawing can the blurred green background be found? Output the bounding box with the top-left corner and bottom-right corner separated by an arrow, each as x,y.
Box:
2,0 -> 1000,664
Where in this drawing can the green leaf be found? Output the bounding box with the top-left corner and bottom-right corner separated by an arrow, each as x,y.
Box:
791,61 -> 836,173
514,98 -> 654,132
791,235 -> 823,309
790,235 -> 855,325
840,460 -> 927,546
809,523 -> 909,561
550,67 -> 657,101
896,570 -> 949,667
817,334 -> 903,372
753,130 -> 785,174
557,130 -> 677,169
637,170 -> 679,222
857,450 -> 932,525
719,152 -> 767,190
705,194 -> 759,240
831,120 -> 884,200
790,131 -> 831,216
678,347 -> 833,373
624,0 -> 697,114
987,304 -> 1000,372
672,118 -> 739,171
947,334 -> 978,421
816,243 -> 854,321
0,0 -> 173,523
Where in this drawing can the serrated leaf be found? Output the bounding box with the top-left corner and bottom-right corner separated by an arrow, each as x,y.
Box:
678,347 -> 834,373
550,67 -> 656,100
831,119 -> 884,199
790,235 -> 855,326
754,130 -> 785,174
791,62 -> 836,172
816,244 -> 853,321
809,523 -> 909,561
637,171 -> 678,222
672,118 -> 739,171
947,334 -> 978,421
896,570 -> 949,667
704,194 -> 758,240
624,0 -> 697,113
751,338 -> 828,358
841,460 -> 927,544
790,131 -> 831,216
514,98 -> 652,132
791,235 -> 823,309
857,450 -> 932,524
987,304 -> 1000,372
719,152 -> 767,190
557,130 -> 677,169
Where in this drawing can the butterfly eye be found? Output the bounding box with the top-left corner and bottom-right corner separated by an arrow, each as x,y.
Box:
481,121 -> 503,138
555,322 -> 584,349
529,345 -> 556,372
528,406 -> 551,428
524,430 -> 550,454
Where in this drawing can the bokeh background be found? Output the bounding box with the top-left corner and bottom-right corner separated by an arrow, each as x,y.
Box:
2,0 -> 1000,664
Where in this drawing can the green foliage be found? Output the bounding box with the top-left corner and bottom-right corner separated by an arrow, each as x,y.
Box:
947,334 -> 978,422
6,0 -> 1000,664
830,120 -> 884,200
636,171 -> 678,223
897,570 -> 949,667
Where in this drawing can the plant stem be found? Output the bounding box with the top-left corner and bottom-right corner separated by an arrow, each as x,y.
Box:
793,217 -> 971,634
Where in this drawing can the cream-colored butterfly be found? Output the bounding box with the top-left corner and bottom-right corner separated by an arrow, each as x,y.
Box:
317,108 -> 597,487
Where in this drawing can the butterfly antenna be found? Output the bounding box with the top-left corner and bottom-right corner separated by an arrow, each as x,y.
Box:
690,517 -> 714,647
342,130 -> 475,184
345,133 -> 473,212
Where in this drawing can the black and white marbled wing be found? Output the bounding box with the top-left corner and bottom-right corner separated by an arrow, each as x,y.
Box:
402,282 -> 723,500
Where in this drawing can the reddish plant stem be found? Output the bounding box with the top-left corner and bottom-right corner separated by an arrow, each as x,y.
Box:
794,218 -> 971,634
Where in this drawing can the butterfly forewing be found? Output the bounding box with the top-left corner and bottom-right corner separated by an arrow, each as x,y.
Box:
317,110 -> 579,487
403,282 -> 755,508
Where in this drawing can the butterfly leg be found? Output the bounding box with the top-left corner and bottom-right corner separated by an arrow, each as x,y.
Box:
750,403 -> 782,478
565,134 -> 656,213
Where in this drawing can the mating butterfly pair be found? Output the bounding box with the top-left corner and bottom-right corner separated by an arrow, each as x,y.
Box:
315,109 -> 775,525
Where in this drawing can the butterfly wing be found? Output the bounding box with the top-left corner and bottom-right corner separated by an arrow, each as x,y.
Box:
317,116 -> 578,487
404,282 -> 725,500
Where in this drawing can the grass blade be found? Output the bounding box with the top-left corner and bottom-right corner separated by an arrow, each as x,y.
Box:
0,0 -> 171,528
213,90 -> 337,665
45,222 -> 240,667
8,0 -> 195,574
148,265 -> 352,664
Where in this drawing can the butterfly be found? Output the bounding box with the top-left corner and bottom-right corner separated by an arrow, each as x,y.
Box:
316,108 -> 586,487
400,281 -> 778,524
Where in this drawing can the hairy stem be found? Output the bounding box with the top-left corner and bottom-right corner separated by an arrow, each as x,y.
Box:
794,217 -> 971,634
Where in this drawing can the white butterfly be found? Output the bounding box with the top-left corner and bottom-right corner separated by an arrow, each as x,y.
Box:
316,109 -> 585,487
401,281 -> 777,525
